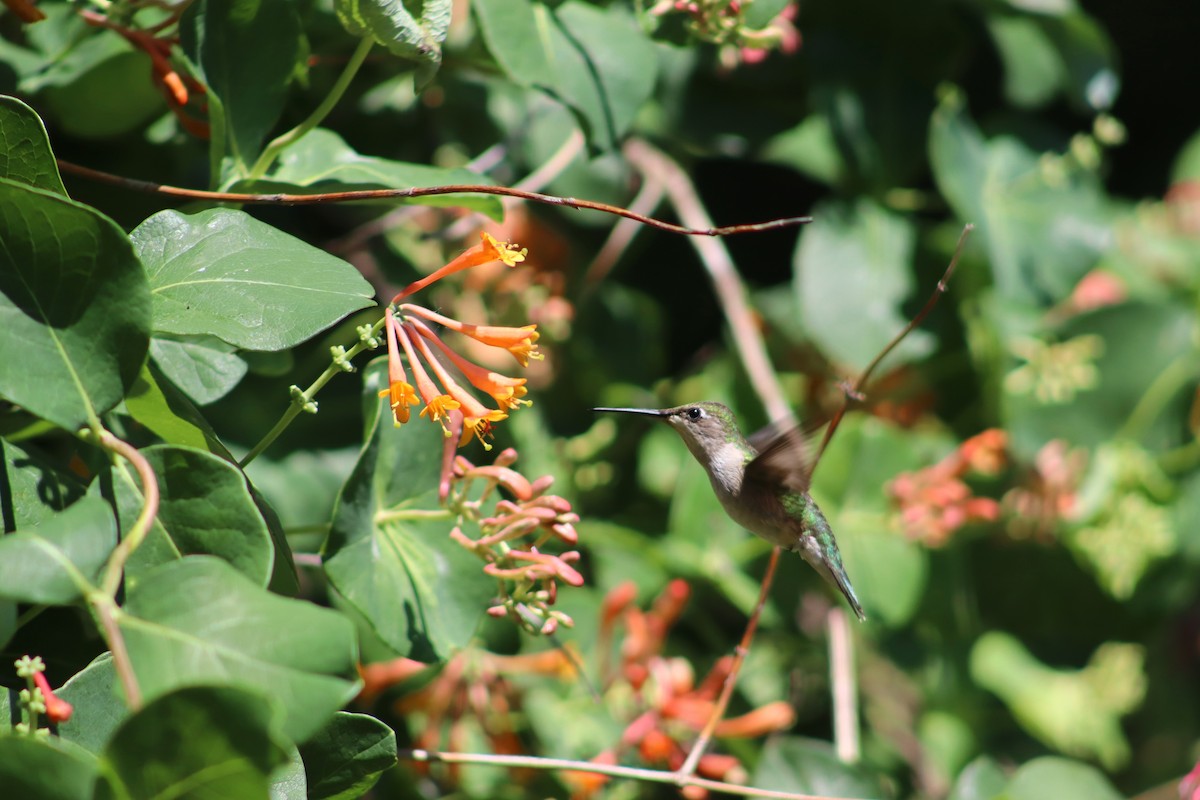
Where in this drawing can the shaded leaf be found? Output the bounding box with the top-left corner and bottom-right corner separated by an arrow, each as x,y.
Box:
471,0 -> 552,88
949,756 -> 1009,800
0,497 -> 116,604
150,335 -> 248,406
119,556 -> 359,743
325,359 -> 492,661
1000,757 -> 1123,800
181,0 -> 306,170
793,198 -> 932,368
57,654 -> 126,756
299,712 -> 397,800
753,737 -> 881,798
93,686 -> 291,800
0,179 -> 151,431
113,445 -> 274,588
124,363 -> 216,452
133,208 -> 375,351
0,437 -> 86,531
0,735 -> 96,800
545,1 -> 657,152
929,91 -> 1113,307
0,94 -> 65,193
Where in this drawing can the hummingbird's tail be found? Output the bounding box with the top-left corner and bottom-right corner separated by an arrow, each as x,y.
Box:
795,531 -> 867,622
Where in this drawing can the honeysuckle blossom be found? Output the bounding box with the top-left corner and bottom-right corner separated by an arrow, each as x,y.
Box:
376,232 -> 538,449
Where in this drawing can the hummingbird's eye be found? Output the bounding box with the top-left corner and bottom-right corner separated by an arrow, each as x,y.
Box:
686,407 -> 703,420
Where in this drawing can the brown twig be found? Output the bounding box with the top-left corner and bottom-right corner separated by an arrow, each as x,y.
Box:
55,159 -> 812,238
677,547 -> 781,777
623,139 -> 795,423
827,608 -> 859,763
400,745 -> 864,800
815,224 -> 974,462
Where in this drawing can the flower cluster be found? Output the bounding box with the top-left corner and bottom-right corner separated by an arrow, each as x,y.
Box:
12,655 -> 72,735
446,447 -> 581,636
1005,334 -> 1105,405
1003,439 -> 1087,541
650,1 -> 801,68
359,647 -> 575,784
888,429 -> 1007,547
378,232 -> 539,450
569,580 -> 795,799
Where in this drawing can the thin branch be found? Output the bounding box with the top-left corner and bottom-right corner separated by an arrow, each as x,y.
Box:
441,128 -> 586,242
678,547 -> 781,777
98,430 -> 160,598
55,159 -> 812,238
623,138 -> 795,423
815,223 -> 974,462
92,598 -> 142,710
582,165 -> 667,290
827,608 -> 859,763
399,747 -> 865,800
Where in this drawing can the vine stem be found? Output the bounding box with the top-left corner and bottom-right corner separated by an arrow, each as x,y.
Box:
815,224 -> 974,462
248,36 -> 375,180
55,159 -> 812,239
238,317 -> 386,468
399,746 -> 863,800
98,430 -> 160,598
677,547 -> 781,777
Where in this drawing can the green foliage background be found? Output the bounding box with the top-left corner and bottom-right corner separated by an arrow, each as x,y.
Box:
1,0 -> 1198,798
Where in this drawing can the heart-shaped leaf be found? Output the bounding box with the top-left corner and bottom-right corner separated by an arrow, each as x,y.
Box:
133,207 -> 375,351
0,497 -> 116,604
0,179 -> 151,431
118,556 -> 359,742
325,358 -> 492,661
93,685 -> 291,800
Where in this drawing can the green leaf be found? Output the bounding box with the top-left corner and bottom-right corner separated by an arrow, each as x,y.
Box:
929,91 -> 1113,307
0,735 -> 96,800
0,497 -> 116,604
150,335 -> 248,406
970,632 -> 1145,769
986,15 -> 1062,108
57,654 -> 127,756
0,437 -> 86,529
180,0 -> 306,171
753,737 -> 881,798
237,128 -> 502,218
999,757 -> 1123,800
133,208 -> 375,351
325,359 -> 492,661
124,363 -> 216,451
0,95 -> 65,193
93,686 -> 291,800
471,0 -> 552,88
793,198 -> 932,368
113,445 -> 274,588
299,712 -> 397,800
119,556 -> 359,743
335,0 -> 450,87
272,747 -> 309,799
544,2 -> 658,152
0,179 -> 151,431
949,756 -> 1009,800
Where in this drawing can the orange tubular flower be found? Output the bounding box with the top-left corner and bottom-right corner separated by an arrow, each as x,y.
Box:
407,318 -> 532,411
393,232 -> 527,303
405,323 -> 508,450
395,321 -> 460,436
401,305 -> 543,367
378,309 -> 420,425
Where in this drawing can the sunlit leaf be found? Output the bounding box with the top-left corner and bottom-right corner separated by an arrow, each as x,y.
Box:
133,208 -> 375,351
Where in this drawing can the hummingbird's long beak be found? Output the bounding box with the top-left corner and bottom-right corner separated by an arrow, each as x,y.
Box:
593,407 -> 666,417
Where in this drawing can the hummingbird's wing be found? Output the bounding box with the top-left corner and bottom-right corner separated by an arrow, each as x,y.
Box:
744,421 -> 822,494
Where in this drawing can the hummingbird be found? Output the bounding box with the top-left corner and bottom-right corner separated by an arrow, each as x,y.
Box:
594,401 -> 865,621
